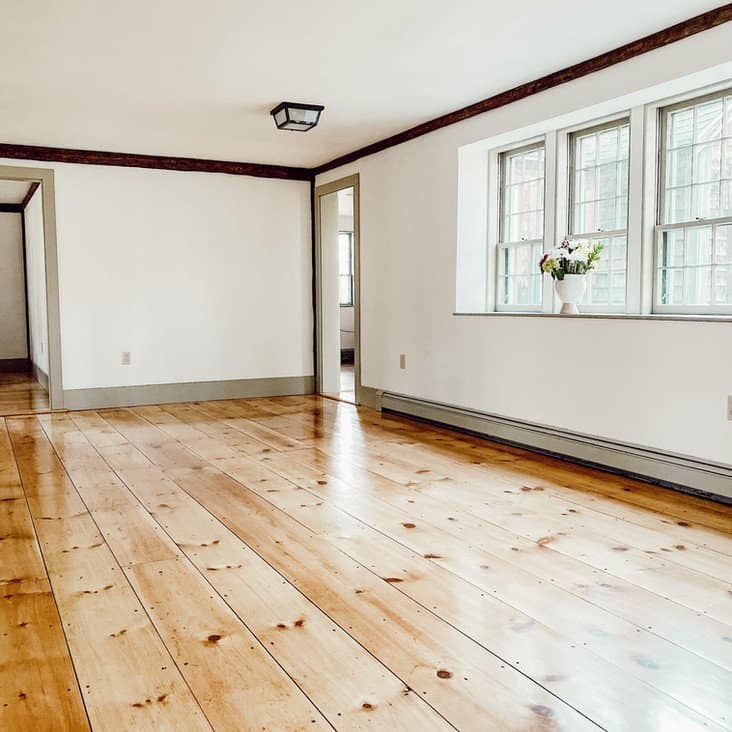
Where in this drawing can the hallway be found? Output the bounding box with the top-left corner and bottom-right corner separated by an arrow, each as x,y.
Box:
0,368 -> 49,416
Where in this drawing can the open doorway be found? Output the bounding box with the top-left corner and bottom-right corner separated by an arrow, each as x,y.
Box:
0,166 -> 62,415
314,174 -> 360,404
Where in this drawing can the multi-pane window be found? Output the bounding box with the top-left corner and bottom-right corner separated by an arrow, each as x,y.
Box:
570,119 -> 630,308
338,231 -> 354,306
497,142 -> 545,309
656,89 -> 732,312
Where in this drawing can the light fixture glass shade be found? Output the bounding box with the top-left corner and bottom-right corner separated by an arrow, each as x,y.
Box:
270,102 -> 324,131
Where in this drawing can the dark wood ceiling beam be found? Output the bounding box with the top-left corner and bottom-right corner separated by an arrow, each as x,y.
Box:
0,143 -> 313,181
0,7 -> 728,181
313,4 -> 732,174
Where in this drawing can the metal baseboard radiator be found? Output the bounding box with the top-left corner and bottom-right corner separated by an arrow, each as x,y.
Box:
379,391 -> 732,503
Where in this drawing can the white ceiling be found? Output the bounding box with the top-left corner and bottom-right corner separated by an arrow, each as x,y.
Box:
0,180 -> 33,204
0,1 -> 722,168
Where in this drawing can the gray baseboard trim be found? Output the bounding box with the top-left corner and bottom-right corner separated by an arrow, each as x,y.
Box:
63,375 -> 315,411
380,391 -> 732,503
32,362 -> 49,390
358,385 -> 383,410
0,357 -> 30,373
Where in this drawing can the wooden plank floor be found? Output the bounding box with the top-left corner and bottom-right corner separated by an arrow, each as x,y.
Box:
0,369 -> 50,416
1,395 -> 731,731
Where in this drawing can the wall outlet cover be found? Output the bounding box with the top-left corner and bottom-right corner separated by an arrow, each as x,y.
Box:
728,395 -> 732,421
399,354 -> 406,370
121,351 -> 131,366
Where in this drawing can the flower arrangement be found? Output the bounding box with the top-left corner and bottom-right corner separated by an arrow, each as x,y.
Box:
539,239 -> 604,280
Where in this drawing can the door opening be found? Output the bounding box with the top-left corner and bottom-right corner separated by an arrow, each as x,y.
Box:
314,175 -> 360,405
0,166 -> 62,413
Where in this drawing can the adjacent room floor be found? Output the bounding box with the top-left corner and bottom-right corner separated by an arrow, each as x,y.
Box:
0,367 -> 49,416
2,395 -> 730,730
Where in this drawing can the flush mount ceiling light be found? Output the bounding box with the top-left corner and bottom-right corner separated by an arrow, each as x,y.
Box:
270,102 -> 324,132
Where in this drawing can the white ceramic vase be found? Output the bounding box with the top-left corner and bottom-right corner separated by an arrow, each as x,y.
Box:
554,274 -> 586,315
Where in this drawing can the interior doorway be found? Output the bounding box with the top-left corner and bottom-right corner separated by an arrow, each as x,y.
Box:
0,166 -> 62,414
314,174 -> 361,404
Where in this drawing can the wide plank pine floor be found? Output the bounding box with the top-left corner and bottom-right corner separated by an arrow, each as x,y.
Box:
0,369 -> 49,416
1,395 -> 731,731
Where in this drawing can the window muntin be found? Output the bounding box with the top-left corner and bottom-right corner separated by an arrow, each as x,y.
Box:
338,231 -> 354,306
569,119 -> 630,308
656,89 -> 732,313
497,142 -> 545,309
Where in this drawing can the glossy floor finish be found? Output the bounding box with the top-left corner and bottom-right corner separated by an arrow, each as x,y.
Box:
1,395 -> 731,731
0,369 -> 49,416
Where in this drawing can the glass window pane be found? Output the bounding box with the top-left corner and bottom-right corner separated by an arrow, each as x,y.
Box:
666,187 -> 692,224
668,108 -> 694,149
661,91 -> 732,229
666,147 -> 693,188
713,265 -> 731,304
691,182 -> 720,220
656,222 -> 732,310
692,141 -> 721,184
579,135 -> 597,168
685,227 -> 712,266
339,275 -> 352,305
338,233 -> 352,275
694,100 -> 723,143
715,224 -> 731,263
597,128 -> 619,164
571,120 -> 629,244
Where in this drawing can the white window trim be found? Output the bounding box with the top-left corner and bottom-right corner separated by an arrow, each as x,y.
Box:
479,78 -> 732,319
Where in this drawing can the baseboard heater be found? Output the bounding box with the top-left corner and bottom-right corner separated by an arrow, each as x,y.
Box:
379,391 -> 732,504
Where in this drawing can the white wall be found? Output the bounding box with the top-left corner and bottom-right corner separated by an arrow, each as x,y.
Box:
340,306 -> 355,350
0,159 -> 313,392
320,190 -> 341,393
339,201 -> 355,351
0,212 -> 27,359
24,188 -> 49,374
316,25 -> 732,465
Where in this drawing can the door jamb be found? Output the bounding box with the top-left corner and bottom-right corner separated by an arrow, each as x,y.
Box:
313,174 -> 361,404
0,164 -> 63,409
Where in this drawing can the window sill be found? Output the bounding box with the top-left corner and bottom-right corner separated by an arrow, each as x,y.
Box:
453,311 -> 732,323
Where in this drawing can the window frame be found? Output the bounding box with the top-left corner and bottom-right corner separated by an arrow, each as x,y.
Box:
495,139 -> 546,312
654,86 -> 732,315
567,116 -> 631,313
338,230 -> 354,307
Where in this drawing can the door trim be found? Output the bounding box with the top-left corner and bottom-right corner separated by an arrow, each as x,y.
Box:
0,164 -> 63,409
313,174 -> 361,404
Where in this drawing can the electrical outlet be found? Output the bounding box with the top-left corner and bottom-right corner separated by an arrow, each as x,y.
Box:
121,351 -> 131,366
399,354 -> 406,370
728,395 -> 732,421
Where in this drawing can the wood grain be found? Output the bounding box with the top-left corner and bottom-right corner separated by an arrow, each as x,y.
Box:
0,143 -> 312,181
0,421 -> 88,730
1,395 -> 730,730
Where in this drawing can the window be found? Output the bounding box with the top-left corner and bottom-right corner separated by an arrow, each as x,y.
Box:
338,231 -> 354,306
569,119 -> 630,309
497,142 -> 545,309
656,89 -> 732,313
